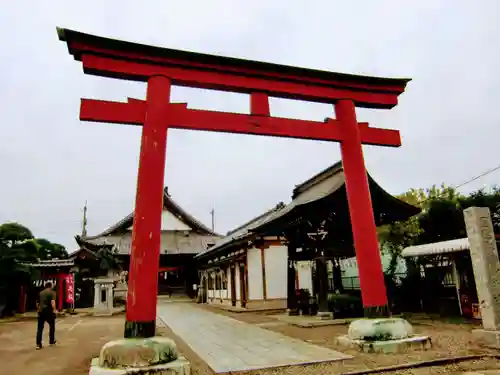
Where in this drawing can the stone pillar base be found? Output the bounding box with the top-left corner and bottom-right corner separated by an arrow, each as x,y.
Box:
336,318 -> 431,353
89,337 -> 190,375
316,311 -> 333,320
286,308 -> 299,316
472,329 -> 500,349
93,309 -> 113,317
90,357 -> 190,375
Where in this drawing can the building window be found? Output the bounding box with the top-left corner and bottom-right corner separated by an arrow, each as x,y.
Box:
208,273 -> 214,289
215,273 -> 221,290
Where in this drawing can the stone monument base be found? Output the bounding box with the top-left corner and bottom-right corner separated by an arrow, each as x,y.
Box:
88,336 -> 190,375
335,317 -> 432,353
90,357 -> 190,375
472,329 -> 500,349
93,309 -> 113,317
336,334 -> 431,353
286,308 -> 299,316
316,311 -> 333,320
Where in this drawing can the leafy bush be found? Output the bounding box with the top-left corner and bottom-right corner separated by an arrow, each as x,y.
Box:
327,293 -> 363,318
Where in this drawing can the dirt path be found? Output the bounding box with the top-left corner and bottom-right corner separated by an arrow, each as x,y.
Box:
194,306 -> 500,374
1,309 -> 499,375
0,315 -> 124,375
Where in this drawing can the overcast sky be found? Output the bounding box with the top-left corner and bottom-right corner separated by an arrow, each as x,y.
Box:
1,1 -> 499,251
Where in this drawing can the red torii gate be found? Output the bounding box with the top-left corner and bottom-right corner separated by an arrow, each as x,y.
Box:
57,27 -> 411,338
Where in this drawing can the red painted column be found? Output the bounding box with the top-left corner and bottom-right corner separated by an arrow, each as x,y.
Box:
19,285 -> 26,314
335,99 -> 389,316
125,75 -> 171,338
58,274 -> 64,311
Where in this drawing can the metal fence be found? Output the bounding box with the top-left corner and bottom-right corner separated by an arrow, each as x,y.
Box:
338,273 -> 408,290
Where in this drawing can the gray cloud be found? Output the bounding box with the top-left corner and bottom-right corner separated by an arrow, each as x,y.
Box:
1,0 -> 499,250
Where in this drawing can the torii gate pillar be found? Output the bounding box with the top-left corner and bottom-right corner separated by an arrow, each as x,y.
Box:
125,76 -> 171,337
58,27 -> 412,337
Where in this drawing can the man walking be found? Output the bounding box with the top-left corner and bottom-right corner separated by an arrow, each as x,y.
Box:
36,282 -> 57,349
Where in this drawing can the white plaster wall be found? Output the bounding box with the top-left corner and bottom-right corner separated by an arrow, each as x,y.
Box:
127,211 -> 191,231
235,265 -> 241,300
264,245 -> 287,299
247,248 -> 263,300
297,261 -> 313,294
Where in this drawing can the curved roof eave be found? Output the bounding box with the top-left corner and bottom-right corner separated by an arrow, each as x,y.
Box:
252,164 -> 421,234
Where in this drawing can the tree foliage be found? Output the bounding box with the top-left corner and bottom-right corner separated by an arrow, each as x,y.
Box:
35,238 -> 68,260
0,223 -> 38,278
0,222 -> 68,281
0,222 -> 69,315
379,184 -> 500,278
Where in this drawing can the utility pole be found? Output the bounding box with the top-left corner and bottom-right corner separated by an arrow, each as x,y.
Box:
82,200 -> 88,237
210,208 -> 215,231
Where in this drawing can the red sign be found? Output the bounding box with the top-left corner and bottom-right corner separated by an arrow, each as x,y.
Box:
65,274 -> 75,304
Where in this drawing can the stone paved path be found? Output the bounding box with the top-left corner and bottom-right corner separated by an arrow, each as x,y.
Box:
157,302 -> 351,373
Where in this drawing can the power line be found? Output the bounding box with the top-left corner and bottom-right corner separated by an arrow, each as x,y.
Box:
415,162 -> 500,206
453,163 -> 500,190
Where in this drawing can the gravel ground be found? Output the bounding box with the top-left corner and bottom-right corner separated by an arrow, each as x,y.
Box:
162,305 -> 500,375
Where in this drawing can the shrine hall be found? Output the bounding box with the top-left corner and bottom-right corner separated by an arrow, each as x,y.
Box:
196,161 -> 421,314
76,188 -> 221,297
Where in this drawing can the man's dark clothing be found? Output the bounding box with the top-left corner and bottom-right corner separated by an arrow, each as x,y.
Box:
36,288 -> 56,347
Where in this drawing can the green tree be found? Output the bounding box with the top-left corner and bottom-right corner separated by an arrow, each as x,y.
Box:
379,184 -> 463,275
0,223 -> 39,315
0,223 -> 39,272
35,238 -> 68,260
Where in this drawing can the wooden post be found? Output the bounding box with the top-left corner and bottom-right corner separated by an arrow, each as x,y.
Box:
125,76 -> 171,338
336,100 -> 389,317
315,256 -> 330,316
287,244 -> 298,315
230,264 -> 237,306
260,247 -> 267,300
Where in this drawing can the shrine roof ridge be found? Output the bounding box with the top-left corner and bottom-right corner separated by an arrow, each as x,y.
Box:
57,27 -> 411,109
82,187 -> 220,240
195,202 -> 286,259
292,161 -> 343,199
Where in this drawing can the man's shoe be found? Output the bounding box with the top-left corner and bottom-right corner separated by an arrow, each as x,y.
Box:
50,341 -> 57,346
36,345 -> 43,350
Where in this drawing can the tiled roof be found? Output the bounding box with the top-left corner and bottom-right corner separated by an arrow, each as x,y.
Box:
195,202 -> 285,259
252,161 -> 421,233
24,259 -> 75,268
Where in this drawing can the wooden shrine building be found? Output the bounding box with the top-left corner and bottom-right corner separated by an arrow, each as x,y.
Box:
76,187 -> 220,297
196,161 -> 420,314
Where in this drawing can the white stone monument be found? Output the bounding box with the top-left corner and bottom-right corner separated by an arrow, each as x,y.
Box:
463,206 -> 500,349
94,278 -> 115,316
114,271 -> 128,302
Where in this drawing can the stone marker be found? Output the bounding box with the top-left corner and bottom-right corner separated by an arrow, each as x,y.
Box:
93,278 -> 114,316
464,207 -> 500,349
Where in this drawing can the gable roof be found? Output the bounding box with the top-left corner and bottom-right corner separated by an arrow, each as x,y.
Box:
195,202 -> 286,259
252,160 -> 421,233
83,187 -> 219,240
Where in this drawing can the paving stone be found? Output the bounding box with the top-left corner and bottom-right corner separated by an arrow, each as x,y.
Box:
157,302 -> 351,373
